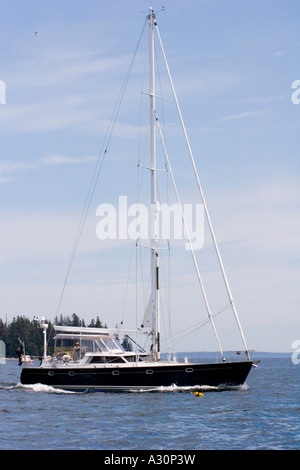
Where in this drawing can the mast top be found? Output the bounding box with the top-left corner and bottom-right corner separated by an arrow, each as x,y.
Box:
148,6 -> 156,21
148,6 -> 165,17
147,6 -> 165,24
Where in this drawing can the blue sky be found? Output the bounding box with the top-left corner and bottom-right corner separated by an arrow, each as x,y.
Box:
0,0 -> 299,353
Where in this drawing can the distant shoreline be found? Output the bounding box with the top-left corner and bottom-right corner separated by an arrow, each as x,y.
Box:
168,351 -> 291,359
2,351 -> 291,361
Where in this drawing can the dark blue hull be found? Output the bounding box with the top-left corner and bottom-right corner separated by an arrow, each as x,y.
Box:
20,360 -> 253,392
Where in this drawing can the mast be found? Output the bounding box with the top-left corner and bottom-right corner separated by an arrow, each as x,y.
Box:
148,7 -> 160,361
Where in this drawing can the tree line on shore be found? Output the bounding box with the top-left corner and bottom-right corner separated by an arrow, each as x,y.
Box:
0,314 -> 105,358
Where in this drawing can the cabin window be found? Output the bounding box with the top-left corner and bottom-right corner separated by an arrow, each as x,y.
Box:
125,355 -> 146,362
102,337 -> 123,352
90,356 -> 126,364
93,338 -> 123,353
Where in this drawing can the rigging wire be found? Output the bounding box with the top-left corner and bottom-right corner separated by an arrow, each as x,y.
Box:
163,303 -> 233,350
155,22 -> 250,360
54,18 -> 147,320
154,112 -> 225,360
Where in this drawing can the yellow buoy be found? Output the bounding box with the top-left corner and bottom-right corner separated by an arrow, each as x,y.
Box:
193,391 -> 203,397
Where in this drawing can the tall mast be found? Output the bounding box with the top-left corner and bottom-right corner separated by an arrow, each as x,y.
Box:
148,7 -> 160,361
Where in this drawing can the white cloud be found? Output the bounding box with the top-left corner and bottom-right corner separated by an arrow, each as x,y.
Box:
210,176 -> 300,255
41,155 -> 97,166
0,161 -> 34,174
0,95 -> 95,134
1,44 -> 133,136
0,154 -> 98,182
270,51 -> 287,58
80,118 -> 146,138
221,109 -> 270,122
6,47 -> 130,91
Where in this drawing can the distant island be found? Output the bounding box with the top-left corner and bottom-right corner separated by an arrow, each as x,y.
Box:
0,315 -> 291,360
0,314 -> 105,358
162,351 -> 290,361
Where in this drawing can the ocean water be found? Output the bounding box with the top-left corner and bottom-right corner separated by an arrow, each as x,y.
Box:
0,357 -> 299,451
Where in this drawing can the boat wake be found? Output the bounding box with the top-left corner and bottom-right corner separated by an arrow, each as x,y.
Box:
1,382 -> 248,394
15,383 -> 76,394
130,383 -> 248,393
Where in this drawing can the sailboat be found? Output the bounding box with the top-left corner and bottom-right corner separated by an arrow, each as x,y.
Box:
19,8 -> 255,392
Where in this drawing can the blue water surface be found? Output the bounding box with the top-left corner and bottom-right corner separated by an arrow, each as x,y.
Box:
0,358 -> 299,450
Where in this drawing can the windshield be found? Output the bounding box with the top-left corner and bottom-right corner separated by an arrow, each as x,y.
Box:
93,337 -> 124,353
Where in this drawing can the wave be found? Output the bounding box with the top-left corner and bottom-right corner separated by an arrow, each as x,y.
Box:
1,381 -> 249,394
15,383 -> 76,394
130,384 -> 241,393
